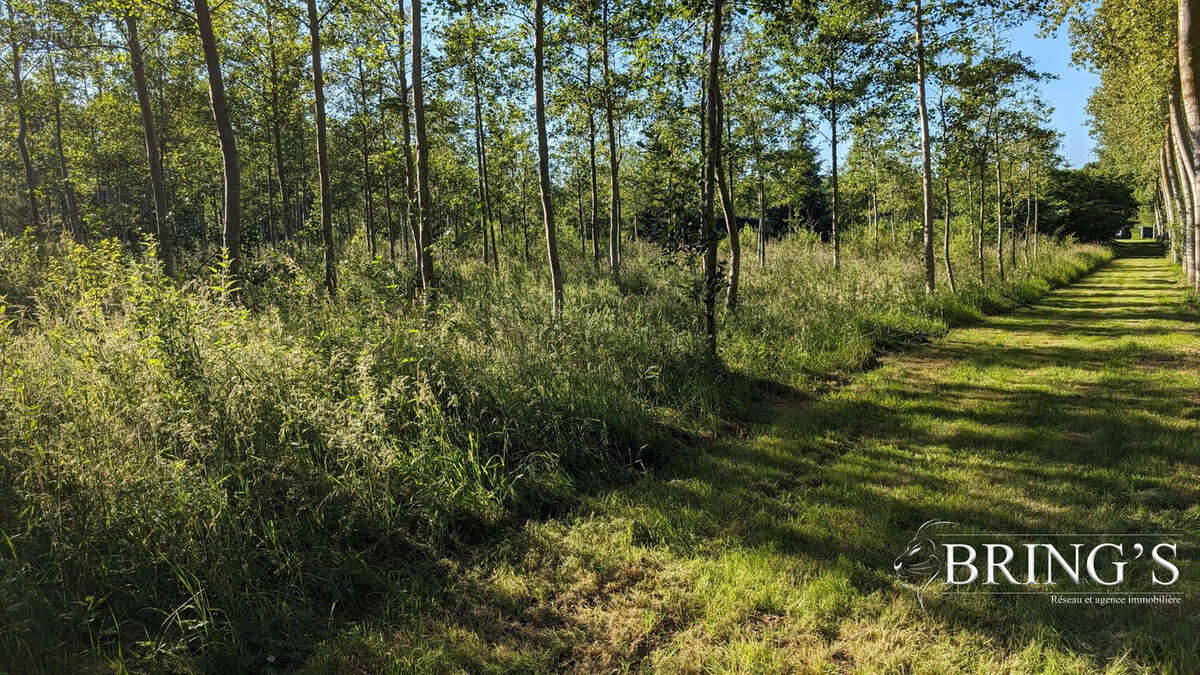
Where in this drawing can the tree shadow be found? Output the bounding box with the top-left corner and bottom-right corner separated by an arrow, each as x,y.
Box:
293,246 -> 1199,671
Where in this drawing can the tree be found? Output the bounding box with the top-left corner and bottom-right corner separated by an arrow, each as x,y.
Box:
778,0 -> 880,270
699,0 -> 727,352
534,0 -> 563,317
124,13 -> 171,273
1041,166 -> 1137,240
1170,85 -> 1196,286
601,0 -> 621,284
193,0 -> 241,281
914,0 -> 934,294
306,0 -> 337,293
4,0 -> 38,231
1178,0 -> 1200,289
412,0 -> 434,290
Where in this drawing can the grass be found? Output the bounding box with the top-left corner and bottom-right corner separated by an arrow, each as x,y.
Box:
302,239 -> 1198,673
0,226 -> 1123,671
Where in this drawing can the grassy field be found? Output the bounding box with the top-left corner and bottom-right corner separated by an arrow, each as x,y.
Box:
304,240 -> 1199,672
0,230 -> 1168,672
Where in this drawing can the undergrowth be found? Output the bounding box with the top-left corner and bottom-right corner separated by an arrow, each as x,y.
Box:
0,226 -> 1110,670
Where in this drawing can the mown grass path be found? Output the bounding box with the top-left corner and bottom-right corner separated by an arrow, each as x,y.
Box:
326,241 -> 1199,673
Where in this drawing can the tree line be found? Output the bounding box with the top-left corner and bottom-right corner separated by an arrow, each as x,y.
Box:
1073,0 -> 1200,283
0,0 -> 1077,352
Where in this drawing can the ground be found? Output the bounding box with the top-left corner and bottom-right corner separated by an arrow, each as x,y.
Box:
308,240 -> 1199,673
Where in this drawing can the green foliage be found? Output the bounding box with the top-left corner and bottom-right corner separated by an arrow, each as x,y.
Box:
1068,0 -> 1174,193
0,228 -> 1108,669
1041,166 -> 1139,241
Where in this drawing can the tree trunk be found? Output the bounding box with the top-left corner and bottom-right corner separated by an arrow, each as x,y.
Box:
716,79 -> 738,310
943,172 -> 955,293
1008,156 -> 1017,270
587,47 -> 600,270
915,0 -> 935,295
977,162 -> 985,285
266,11 -> 291,242
995,126 -> 1004,283
757,173 -> 765,266
395,5 -> 419,272
384,167 -> 396,261
126,15 -> 171,274
1178,0 -> 1200,289
472,51 -> 489,265
1153,181 -> 1163,238
1162,139 -> 1180,262
481,117 -> 497,271
265,162 -> 276,245
490,203 -> 499,270
194,0 -> 241,281
1023,175 -> 1031,265
306,0 -> 336,293
412,0 -> 434,289
5,0 -> 38,232
1170,88 -> 1196,286
534,0 -> 563,318
602,0 -> 621,283
521,170 -> 530,262
576,177 -> 584,258
1033,179 -> 1039,260
47,56 -> 78,235
829,95 -> 840,271
357,57 -> 376,258
700,0 -> 725,354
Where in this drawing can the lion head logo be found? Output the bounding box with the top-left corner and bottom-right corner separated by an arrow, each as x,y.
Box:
893,520 -> 956,608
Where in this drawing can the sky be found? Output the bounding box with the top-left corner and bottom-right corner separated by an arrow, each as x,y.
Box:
1007,19 -> 1100,169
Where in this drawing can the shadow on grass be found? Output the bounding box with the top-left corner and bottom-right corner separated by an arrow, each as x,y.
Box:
296,242 -> 1199,672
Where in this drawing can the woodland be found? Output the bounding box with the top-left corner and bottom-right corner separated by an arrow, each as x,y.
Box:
0,0 -> 1196,668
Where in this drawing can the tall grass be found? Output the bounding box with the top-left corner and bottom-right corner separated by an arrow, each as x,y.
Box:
0,226 -> 1109,669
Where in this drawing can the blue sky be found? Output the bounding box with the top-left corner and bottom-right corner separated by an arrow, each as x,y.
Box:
1008,19 -> 1100,168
